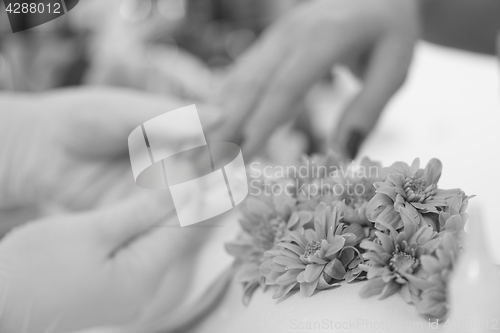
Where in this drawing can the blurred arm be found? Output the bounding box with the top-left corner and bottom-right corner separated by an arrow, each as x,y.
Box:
420,0 -> 500,54
0,95 -> 44,209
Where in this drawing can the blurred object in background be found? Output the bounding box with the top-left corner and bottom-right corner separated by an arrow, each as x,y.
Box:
0,0 -> 300,94
169,0 -> 297,66
497,32 -> 500,72
0,0 -> 321,157
0,2 -> 88,91
83,0 -> 300,99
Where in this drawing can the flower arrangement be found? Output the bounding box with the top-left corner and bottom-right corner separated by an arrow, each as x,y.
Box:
226,152 -> 471,319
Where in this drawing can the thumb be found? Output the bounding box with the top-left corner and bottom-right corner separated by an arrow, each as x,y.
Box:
89,190 -> 180,252
90,189 -> 211,263
104,192 -> 215,289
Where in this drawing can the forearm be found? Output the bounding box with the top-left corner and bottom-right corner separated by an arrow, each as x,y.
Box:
419,0 -> 500,54
0,95 -> 45,208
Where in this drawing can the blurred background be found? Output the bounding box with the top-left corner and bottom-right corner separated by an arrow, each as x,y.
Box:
0,0 -> 300,92
0,0 -> 317,156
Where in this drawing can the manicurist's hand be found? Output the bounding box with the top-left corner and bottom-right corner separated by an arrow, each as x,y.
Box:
210,0 -> 419,159
0,87 -> 220,212
0,192 -> 206,333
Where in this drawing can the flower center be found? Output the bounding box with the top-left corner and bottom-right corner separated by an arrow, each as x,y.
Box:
404,176 -> 436,203
253,217 -> 287,251
345,196 -> 367,210
303,241 -> 322,259
389,252 -> 420,275
345,179 -> 376,210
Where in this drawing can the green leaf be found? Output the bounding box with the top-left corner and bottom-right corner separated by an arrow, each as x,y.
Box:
324,259 -> 346,280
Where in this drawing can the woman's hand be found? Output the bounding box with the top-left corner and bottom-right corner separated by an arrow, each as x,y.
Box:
0,87 -> 220,212
0,192 -> 208,333
210,0 -> 419,159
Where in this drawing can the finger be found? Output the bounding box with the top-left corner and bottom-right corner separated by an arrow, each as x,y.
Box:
113,220 -> 212,288
332,37 -> 414,158
241,43 -> 336,159
90,191 -> 181,251
52,87 -> 222,157
208,24 -> 290,145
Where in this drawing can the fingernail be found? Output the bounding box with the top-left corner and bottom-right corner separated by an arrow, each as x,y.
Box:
346,129 -> 365,159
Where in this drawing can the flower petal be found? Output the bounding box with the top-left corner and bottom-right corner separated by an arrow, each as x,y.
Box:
273,282 -> 297,299
286,262 -> 307,270
287,231 -> 309,248
314,219 -> 326,240
375,185 -> 398,201
403,272 -> 434,290
286,211 -> 299,229
400,203 -> 419,236
265,271 -> 282,285
362,252 -> 386,265
273,256 -> 301,266
366,193 -> 393,222
235,263 -> 261,283
424,238 -> 441,254
421,255 -> 441,275
273,190 -> 296,218
314,202 -> 328,224
342,223 -> 365,246
297,271 -> 306,283
410,158 -> 421,175
271,262 -> 287,273
376,206 -> 402,230
304,264 -> 325,283
443,214 -> 465,232
360,240 -> 384,254
374,231 -> 394,254
300,279 -> 320,297
379,280 -> 401,300
307,255 -> 328,264
305,229 -> 320,242
325,235 -> 346,258
242,197 -> 273,220
224,242 -> 253,258
242,281 -> 260,305
317,273 -> 341,290
259,260 -> 273,276
279,243 -> 305,256
276,269 -> 302,286
366,265 -> 386,280
359,277 -> 386,298
270,248 -> 299,259
384,162 -> 410,177
423,158 -> 442,185
399,284 -> 412,304
339,247 -> 355,266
